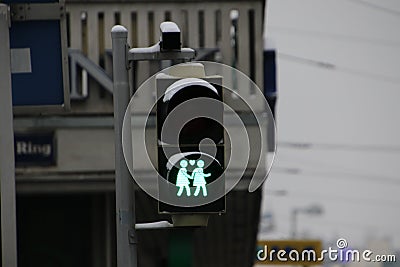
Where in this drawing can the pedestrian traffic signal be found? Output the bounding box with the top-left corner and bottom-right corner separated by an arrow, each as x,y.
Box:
156,63 -> 225,214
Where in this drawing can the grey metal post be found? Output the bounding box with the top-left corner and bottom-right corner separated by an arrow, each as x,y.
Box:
0,4 -> 18,267
290,208 -> 298,238
111,25 -> 137,267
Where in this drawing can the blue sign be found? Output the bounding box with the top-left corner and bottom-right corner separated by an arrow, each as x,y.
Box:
263,49 -> 277,97
5,0 -> 69,108
14,132 -> 56,167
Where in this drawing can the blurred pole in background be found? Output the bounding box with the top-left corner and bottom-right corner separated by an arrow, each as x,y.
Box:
264,39 -> 277,152
0,4 -> 18,267
291,205 -> 324,238
290,208 -> 299,238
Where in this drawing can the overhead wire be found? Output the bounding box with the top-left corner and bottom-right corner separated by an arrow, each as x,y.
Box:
344,0 -> 400,17
266,188 -> 400,208
278,141 -> 400,153
268,26 -> 400,47
277,52 -> 400,84
272,165 -> 400,185
268,209 -> 396,230
275,149 -> 399,180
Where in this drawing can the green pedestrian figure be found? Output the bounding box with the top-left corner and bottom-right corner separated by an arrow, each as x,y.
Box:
176,160 -> 192,197
192,160 -> 211,197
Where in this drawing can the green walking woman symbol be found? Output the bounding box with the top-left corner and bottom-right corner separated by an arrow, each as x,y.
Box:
176,160 -> 192,197
192,160 -> 211,197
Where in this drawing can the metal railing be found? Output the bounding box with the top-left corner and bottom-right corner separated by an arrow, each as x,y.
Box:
65,1 -> 265,111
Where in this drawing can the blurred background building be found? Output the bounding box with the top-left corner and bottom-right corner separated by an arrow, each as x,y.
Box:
13,0 -> 267,266
9,0 -> 400,266
258,0 -> 400,266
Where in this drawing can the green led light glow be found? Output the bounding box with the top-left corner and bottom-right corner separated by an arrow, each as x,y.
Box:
176,159 -> 211,197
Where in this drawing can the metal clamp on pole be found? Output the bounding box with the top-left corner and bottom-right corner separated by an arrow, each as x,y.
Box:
136,221 -> 173,230
128,22 -> 196,62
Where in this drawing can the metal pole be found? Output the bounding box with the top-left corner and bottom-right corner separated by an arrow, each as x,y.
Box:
111,25 -> 137,267
0,4 -> 18,267
290,208 -> 298,239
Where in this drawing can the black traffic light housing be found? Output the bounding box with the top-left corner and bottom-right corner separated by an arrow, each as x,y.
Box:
156,67 -> 225,215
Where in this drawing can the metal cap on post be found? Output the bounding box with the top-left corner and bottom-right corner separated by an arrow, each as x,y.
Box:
111,25 -> 137,267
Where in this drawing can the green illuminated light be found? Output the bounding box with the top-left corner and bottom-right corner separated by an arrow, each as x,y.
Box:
176,159 -> 211,197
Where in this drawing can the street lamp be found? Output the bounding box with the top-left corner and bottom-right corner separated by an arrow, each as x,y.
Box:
259,189 -> 288,233
290,204 -> 323,238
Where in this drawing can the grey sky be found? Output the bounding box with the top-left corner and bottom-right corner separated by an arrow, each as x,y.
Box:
260,0 -> 400,249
